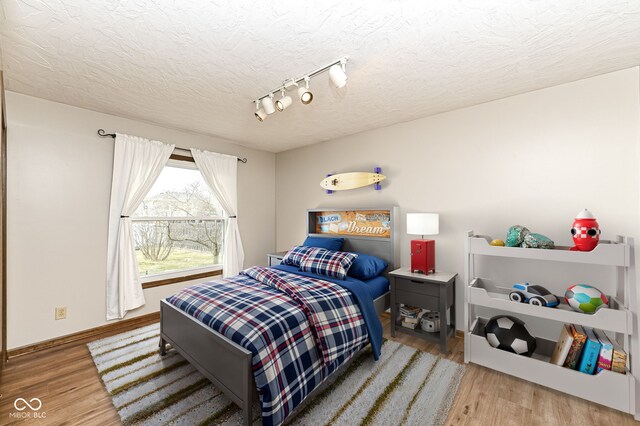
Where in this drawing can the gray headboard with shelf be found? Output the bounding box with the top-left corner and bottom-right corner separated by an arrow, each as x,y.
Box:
306,207 -> 400,278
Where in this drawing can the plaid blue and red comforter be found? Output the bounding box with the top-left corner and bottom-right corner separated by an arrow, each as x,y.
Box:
166,266 -> 370,426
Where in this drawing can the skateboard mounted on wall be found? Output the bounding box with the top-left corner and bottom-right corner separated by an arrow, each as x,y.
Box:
320,167 -> 386,194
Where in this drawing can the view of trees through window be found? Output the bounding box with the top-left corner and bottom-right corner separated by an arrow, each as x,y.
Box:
132,164 -> 225,277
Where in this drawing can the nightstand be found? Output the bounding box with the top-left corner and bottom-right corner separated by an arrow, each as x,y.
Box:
389,268 -> 457,353
267,251 -> 288,267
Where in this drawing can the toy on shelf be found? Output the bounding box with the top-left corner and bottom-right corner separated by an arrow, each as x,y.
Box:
565,284 -> 609,314
505,225 -> 554,249
522,233 -> 554,249
506,225 -> 530,247
509,283 -> 559,307
485,315 -> 537,357
570,209 -> 601,252
490,239 -> 505,246
420,311 -> 440,332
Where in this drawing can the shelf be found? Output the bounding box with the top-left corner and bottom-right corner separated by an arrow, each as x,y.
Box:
394,320 -> 454,342
468,236 -> 629,266
468,278 -> 631,334
468,318 -> 632,413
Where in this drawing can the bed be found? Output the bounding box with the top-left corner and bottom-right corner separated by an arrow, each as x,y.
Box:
159,207 -> 399,425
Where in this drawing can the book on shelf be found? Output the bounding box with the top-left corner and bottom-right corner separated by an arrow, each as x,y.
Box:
400,305 -> 421,317
563,325 -> 587,370
401,320 -> 419,330
550,324 -> 574,366
577,327 -> 601,375
594,329 -> 613,373
612,342 -> 627,374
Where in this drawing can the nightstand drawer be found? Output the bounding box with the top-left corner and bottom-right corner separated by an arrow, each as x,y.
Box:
394,289 -> 440,310
394,277 -> 440,296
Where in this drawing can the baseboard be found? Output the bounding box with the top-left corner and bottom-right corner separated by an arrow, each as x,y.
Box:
7,311 -> 160,360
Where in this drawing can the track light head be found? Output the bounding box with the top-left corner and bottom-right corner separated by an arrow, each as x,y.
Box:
298,77 -> 313,105
329,60 -> 347,88
254,100 -> 267,122
261,94 -> 276,114
275,90 -> 292,112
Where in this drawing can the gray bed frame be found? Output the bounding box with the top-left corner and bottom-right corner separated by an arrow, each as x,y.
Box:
159,207 -> 399,425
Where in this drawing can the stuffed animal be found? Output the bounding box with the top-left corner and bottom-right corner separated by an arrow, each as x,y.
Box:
485,315 -> 536,357
506,225 -> 529,247
570,209 -> 601,252
565,284 -> 608,314
505,226 -> 554,249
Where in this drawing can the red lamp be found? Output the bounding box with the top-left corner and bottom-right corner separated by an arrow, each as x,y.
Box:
407,213 -> 439,274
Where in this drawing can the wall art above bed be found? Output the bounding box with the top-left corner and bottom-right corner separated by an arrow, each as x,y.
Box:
309,209 -> 393,238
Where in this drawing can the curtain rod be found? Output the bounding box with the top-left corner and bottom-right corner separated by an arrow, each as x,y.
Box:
97,129 -> 248,163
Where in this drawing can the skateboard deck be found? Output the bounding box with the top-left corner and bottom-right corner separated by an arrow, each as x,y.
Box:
320,172 -> 386,191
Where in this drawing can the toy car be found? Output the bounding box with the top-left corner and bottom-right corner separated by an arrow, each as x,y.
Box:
509,283 -> 559,307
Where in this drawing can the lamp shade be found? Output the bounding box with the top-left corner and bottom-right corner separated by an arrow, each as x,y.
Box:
407,213 -> 439,236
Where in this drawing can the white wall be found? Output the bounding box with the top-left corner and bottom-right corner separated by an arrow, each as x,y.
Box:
7,67 -> 639,348
275,67 -> 640,333
6,92 -> 276,349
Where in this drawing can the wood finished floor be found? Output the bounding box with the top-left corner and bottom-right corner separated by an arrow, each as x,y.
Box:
0,313 -> 637,425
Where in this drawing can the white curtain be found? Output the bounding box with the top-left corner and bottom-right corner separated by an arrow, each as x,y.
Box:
106,134 -> 175,320
191,148 -> 245,277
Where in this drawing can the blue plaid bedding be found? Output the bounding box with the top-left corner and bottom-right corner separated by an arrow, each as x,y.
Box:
166,266 -> 370,426
298,247 -> 358,280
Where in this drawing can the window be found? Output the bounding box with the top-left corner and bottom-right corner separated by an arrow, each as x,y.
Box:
132,160 -> 225,283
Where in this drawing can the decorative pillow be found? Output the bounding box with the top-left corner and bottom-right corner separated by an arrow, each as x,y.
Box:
281,245 -> 313,267
347,253 -> 388,280
299,248 -> 358,280
302,236 -> 345,251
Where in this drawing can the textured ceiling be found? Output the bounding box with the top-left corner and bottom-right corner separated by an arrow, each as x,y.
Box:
1,1 -> 640,152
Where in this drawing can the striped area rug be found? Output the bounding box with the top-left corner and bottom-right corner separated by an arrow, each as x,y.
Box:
88,323 -> 464,425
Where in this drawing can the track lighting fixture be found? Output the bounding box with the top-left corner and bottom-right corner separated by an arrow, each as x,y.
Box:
275,89 -> 292,112
262,94 -> 276,115
329,58 -> 348,88
251,56 -> 348,122
254,100 -> 267,121
298,77 -> 313,105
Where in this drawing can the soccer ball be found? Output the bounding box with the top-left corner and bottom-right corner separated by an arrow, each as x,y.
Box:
484,315 -> 537,357
565,284 -> 608,314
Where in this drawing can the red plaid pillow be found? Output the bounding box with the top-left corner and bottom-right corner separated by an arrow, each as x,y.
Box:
299,248 -> 358,280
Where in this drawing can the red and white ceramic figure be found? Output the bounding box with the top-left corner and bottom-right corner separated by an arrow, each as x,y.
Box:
570,209 -> 600,252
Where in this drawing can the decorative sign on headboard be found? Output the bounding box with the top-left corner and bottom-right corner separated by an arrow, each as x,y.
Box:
313,210 -> 391,238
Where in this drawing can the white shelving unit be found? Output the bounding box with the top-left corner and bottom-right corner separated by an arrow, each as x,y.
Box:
464,231 -> 639,418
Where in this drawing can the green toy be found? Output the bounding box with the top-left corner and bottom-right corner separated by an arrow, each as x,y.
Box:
506,225 -> 529,247
522,233 -> 555,249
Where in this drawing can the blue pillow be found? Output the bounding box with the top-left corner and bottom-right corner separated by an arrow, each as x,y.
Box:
347,253 -> 388,280
302,236 -> 345,251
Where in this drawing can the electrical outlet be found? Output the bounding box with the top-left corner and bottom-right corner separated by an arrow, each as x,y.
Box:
55,306 -> 67,320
